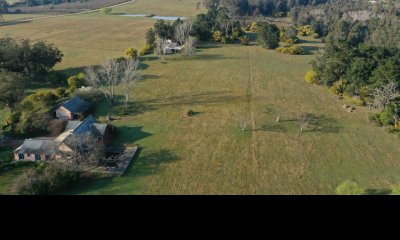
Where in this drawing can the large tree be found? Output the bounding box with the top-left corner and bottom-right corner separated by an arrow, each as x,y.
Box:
120,59 -> 141,108
174,21 -> 193,45
258,22 -> 280,49
85,59 -> 122,106
0,38 -> 63,78
0,71 -> 26,110
85,58 -> 141,106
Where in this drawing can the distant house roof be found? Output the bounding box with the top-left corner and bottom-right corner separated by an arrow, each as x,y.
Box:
73,115 -> 98,135
92,123 -> 109,137
165,40 -> 183,51
14,139 -> 58,155
15,115 -> 110,157
63,115 -> 109,143
62,96 -> 90,114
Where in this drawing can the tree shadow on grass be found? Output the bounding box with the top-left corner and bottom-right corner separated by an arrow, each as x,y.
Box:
197,43 -> 221,49
125,148 -> 181,178
301,45 -> 321,55
58,66 -> 86,77
112,126 -> 153,146
297,113 -> 341,133
298,38 -> 322,45
365,188 -> 392,195
140,74 -> 160,81
193,54 -> 232,61
94,91 -> 245,118
255,124 -> 288,133
63,148 -> 180,194
307,114 -> 341,133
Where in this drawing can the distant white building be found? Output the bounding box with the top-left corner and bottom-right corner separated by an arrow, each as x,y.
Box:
164,40 -> 183,54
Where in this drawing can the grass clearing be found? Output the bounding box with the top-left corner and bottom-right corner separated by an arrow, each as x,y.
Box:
64,39 -> 400,194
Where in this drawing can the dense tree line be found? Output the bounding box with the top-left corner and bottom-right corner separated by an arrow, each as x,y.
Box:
18,0 -> 89,7
308,16 -> 400,130
292,0 -> 399,39
192,6 -> 245,41
0,37 -> 63,134
203,0 -> 329,17
0,38 -> 63,78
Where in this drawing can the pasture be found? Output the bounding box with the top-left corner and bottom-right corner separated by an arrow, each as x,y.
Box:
66,39 -> 400,194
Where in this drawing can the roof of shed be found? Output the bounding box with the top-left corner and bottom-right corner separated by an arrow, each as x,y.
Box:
62,96 -> 90,114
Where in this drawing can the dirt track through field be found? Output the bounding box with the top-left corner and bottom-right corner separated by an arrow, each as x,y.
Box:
4,0 -> 136,24
248,47 -> 259,193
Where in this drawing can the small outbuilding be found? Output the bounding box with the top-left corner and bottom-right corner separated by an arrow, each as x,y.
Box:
56,96 -> 90,120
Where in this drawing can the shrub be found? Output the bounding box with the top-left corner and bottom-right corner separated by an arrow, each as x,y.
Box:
378,104 -> 397,126
11,169 -> 44,195
239,35 -> 250,46
369,113 -> 382,126
329,80 -> 346,95
67,73 -> 86,93
101,8 -> 112,15
183,109 -> 194,117
250,22 -> 261,33
140,44 -> 154,55
25,90 -> 58,106
391,184 -> 400,195
277,45 -> 304,55
305,70 -> 317,84
6,112 -> 21,125
73,89 -> 103,104
232,28 -> 244,41
221,36 -> 227,44
11,165 -> 80,195
298,25 -> 316,36
212,31 -> 222,42
56,87 -> 66,98
126,48 -> 138,59
343,95 -> 364,106
335,181 -> 367,195
385,126 -> 400,134
288,45 -> 304,55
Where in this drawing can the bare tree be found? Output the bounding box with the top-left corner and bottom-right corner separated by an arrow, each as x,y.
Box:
53,133 -> 105,172
298,113 -> 312,132
182,36 -> 197,56
372,82 -> 400,112
155,38 -> 168,62
175,21 -> 193,45
121,59 -> 141,109
85,59 -> 122,105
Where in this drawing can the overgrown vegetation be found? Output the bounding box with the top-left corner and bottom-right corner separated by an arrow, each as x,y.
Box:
304,3 -> 400,131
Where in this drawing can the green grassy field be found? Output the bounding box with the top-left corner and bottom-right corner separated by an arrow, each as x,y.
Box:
1,0 -> 400,194
0,0 -> 204,70
62,39 -> 400,195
